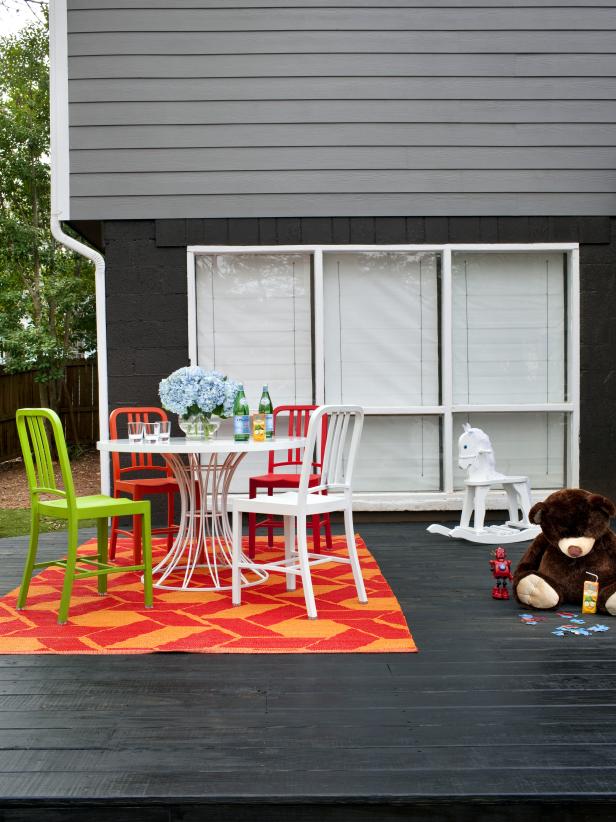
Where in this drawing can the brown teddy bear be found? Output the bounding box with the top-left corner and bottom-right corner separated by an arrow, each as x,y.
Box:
514,488 -> 616,614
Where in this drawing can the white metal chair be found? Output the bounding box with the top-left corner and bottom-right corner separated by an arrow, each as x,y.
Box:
231,405 -> 367,619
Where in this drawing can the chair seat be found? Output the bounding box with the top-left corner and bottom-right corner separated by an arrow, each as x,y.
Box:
234,491 -> 344,517
250,473 -> 320,489
116,477 -> 178,493
40,494 -> 149,519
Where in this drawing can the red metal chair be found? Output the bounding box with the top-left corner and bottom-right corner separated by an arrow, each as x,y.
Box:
109,407 -> 178,563
248,404 -> 333,558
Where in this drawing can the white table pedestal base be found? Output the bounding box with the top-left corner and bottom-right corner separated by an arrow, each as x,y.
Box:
152,452 -> 268,591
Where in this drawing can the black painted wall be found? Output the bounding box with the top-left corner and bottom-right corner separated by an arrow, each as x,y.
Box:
102,216 -> 616,500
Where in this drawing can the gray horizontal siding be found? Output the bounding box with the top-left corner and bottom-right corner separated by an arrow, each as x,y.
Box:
66,8 -> 616,30
68,54 -> 616,78
73,170 -> 616,196
69,101 -> 616,125
70,193 -> 616,219
69,124 -> 616,150
68,77 -> 616,102
67,31 -> 616,54
70,147 -> 616,173
66,0 -> 616,7
66,0 -> 616,219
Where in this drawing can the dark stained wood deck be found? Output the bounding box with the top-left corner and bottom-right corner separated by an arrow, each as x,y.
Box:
0,522 -> 616,821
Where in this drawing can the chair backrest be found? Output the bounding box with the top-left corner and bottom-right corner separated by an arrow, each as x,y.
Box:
298,405 -> 364,500
269,405 -> 327,474
16,408 -> 76,509
109,407 -> 170,481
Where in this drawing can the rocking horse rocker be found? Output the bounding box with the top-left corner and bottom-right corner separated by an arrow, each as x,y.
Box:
428,424 -> 541,544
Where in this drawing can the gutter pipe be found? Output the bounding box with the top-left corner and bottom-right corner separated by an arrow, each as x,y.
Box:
49,219 -> 110,496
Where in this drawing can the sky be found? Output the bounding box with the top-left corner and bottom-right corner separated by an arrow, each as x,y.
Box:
0,2 -> 43,36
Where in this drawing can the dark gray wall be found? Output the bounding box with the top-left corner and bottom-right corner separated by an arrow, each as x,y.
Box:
68,0 -> 616,219
103,215 -> 616,500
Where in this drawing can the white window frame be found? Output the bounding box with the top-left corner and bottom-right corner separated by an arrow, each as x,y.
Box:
187,243 -> 580,510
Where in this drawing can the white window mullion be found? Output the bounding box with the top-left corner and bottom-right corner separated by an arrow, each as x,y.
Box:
313,249 -> 325,405
186,250 -> 197,365
568,247 -> 580,486
442,248 -> 454,494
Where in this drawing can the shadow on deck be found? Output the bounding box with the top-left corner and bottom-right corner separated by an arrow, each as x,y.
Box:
0,522 -> 615,821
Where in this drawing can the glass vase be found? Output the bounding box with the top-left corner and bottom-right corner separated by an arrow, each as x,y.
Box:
178,413 -> 221,440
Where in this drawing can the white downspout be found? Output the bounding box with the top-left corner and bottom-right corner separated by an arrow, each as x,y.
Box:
49,218 -> 110,496
49,0 -> 110,494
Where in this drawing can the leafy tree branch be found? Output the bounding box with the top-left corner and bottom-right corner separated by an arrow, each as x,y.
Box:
0,13 -> 96,434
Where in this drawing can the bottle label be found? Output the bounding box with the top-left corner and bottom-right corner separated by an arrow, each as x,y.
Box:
265,413 -> 274,437
234,415 -> 250,437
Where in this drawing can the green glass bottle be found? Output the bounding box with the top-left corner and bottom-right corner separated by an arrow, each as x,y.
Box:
233,384 -> 250,442
259,384 -> 274,439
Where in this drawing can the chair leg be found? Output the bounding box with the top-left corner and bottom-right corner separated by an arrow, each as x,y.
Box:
16,510 -> 40,610
248,513 -> 257,559
167,491 -> 175,551
141,509 -> 153,609
297,516 -> 317,619
343,507 -> 368,604
97,518 -> 108,595
58,520 -> 79,625
248,481 -> 257,559
109,515 -> 119,560
311,514 -> 321,554
132,490 -> 142,565
323,514 -> 334,551
232,510 -> 242,606
283,516 -> 297,592
267,488 -> 274,546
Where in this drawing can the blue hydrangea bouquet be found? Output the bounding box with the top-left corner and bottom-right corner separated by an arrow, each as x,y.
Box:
159,366 -> 241,439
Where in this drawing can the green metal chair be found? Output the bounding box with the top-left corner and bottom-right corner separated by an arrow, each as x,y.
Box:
16,408 -> 153,624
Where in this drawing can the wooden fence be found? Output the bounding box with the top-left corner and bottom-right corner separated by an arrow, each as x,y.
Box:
0,361 -> 98,461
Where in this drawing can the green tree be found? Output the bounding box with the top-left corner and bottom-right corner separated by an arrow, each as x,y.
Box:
0,14 -> 96,418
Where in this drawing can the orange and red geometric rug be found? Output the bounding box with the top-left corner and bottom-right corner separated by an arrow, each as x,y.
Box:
0,535 -> 416,654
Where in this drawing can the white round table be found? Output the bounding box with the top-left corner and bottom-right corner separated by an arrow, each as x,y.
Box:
97,436 -> 306,591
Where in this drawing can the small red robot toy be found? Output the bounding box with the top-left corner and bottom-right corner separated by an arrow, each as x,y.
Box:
489,546 -> 513,599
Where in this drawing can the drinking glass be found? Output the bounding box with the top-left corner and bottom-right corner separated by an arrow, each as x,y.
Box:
127,421 -> 144,442
144,422 -> 160,443
158,421 -> 171,442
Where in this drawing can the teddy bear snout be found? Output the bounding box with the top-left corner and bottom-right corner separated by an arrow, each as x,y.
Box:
558,536 -> 595,558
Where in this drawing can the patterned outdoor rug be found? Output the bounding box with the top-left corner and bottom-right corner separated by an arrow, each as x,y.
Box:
0,535 -> 416,654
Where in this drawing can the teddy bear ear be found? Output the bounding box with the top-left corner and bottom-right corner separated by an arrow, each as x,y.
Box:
529,502 -> 544,524
589,494 -> 616,518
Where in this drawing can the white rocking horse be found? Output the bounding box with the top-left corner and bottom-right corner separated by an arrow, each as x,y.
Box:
428,424 -> 540,544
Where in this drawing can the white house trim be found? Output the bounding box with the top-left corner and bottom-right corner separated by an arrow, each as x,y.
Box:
49,0 -> 70,220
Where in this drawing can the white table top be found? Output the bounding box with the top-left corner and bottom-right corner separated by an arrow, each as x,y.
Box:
97,436 -> 306,455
